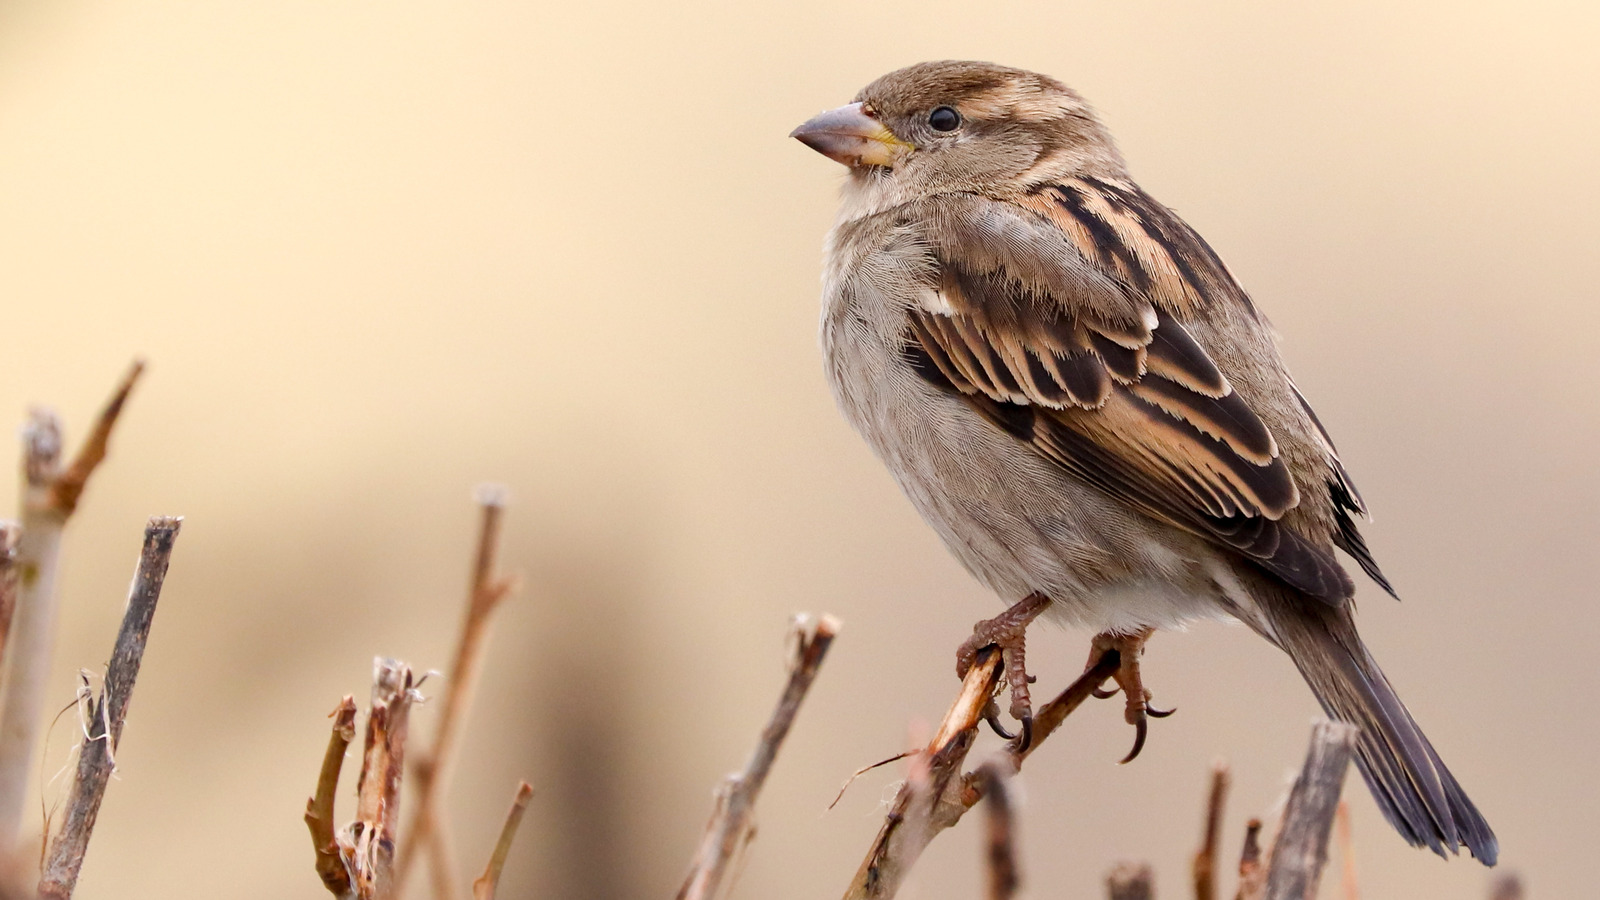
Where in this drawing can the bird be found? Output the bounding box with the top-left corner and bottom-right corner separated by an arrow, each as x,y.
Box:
790,60 -> 1496,865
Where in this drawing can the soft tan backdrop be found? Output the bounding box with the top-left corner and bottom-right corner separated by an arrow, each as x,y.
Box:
0,2 -> 1595,898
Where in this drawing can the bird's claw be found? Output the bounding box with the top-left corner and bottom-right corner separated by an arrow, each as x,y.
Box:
1012,713 -> 1034,753
1120,715 -> 1148,765
1084,628 -> 1175,765
981,699 -> 1018,741
956,592 -> 1051,750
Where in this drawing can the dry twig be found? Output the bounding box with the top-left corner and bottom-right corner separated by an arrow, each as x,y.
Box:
1234,819 -> 1265,900
1488,873 -> 1524,900
1333,800 -> 1358,900
37,516 -> 180,900
0,361 -> 144,850
678,613 -> 840,900
342,659 -> 419,900
829,750 -> 918,810
45,361 -> 145,519
1261,721 -> 1357,900
1193,762 -> 1229,900
0,524 -> 19,671
1107,862 -> 1155,900
842,648 -> 1123,900
977,763 -> 1018,900
471,781 -> 533,900
306,697 -> 360,899
396,488 -> 517,900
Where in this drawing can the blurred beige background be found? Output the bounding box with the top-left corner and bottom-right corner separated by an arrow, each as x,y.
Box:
0,1 -> 1595,898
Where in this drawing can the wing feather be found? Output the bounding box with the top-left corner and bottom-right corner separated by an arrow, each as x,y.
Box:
902,182 -> 1371,602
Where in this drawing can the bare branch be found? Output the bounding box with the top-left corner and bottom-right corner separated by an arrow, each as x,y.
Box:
0,363 -> 145,850
678,613 -> 840,900
306,697 -> 360,899
38,517 -> 181,900
1235,818 -> 1265,900
1008,650 -> 1122,769
840,651 -> 999,900
1262,721 -> 1358,900
1106,862 -> 1155,900
47,360 -> 144,518
842,648 -> 1122,900
976,763 -> 1018,900
471,781 -> 533,900
397,488 -> 516,900
0,524 -> 20,672
342,659 -> 418,900
431,487 -> 515,772
0,410 -> 66,852
422,825 -> 460,900
1193,761 -> 1229,900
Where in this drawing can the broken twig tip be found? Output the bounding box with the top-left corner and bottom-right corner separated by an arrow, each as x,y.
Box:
474,483 -> 510,507
1193,759 -> 1230,900
39,518 -> 181,899
472,781 -> 534,900
1106,862 -> 1154,900
978,763 -> 1019,900
1261,721 -> 1357,900
679,615 -> 836,900
1489,873 -> 1524,900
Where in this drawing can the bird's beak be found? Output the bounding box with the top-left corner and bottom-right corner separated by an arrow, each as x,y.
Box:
790,102 -> 911,168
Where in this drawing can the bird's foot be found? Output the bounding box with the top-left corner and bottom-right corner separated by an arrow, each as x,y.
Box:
1085,628 -> 1174,764
956,592 -> 1051,750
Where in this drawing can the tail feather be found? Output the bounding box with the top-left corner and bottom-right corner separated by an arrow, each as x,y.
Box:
1432,743 -> 1500,860
1262,596 -> 1499,866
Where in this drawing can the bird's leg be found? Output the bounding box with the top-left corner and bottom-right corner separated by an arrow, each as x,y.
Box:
956,592 -> 1051,749
1084,628 -> 1175,764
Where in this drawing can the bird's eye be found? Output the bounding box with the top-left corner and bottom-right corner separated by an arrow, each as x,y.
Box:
928,106 -> 961,132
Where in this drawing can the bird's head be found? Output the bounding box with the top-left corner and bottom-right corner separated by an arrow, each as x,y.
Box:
791,61 -> 1126,204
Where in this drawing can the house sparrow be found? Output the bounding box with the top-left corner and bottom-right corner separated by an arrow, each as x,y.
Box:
792,60 -> 1495,864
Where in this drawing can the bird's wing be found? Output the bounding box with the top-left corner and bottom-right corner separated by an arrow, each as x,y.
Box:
1289,377 -> 1395,597
903,178 -> 1362,602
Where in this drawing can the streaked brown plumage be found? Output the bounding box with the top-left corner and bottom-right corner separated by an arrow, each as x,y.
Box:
793,60 -> 1495,864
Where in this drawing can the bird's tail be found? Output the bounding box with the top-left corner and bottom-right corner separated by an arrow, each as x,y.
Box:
1259,595 -> 1498,865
